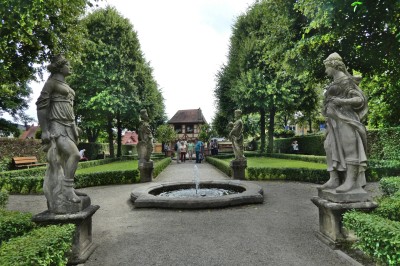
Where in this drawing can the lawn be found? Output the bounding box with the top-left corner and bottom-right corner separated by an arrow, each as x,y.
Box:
76,160 -> 138,174
223,157 -> 326,169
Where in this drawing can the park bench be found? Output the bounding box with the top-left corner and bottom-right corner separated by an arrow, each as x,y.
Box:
12,156 -> 47,169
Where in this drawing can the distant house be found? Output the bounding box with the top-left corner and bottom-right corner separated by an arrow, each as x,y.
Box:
122,131 -> 138,145
168,108 -> 207,141
19,124 -> 40,140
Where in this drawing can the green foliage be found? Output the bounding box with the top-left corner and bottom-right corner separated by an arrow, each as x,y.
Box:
0,0 -> 93,119
367,128 -> 400,161
0,209 -> 34,244
343,211 -> 400,266
0,191 -> 9,209
153,158 -> 172,178
379,177 -> 400,196
273,134 -> 326,155
155,124 -> 177,144
0,138 -> 46,167
273,129 -> 295,138
205,157 -> 232,176
247,167 -> 328,183
374,193 -> 400,222
268,153 -> 326,164
0,224 -> 75,266
75,170 -> 139,188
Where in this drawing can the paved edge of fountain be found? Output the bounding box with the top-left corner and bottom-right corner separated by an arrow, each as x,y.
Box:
130,180 -> 264,209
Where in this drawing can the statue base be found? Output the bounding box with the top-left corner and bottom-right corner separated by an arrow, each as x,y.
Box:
230,159 -> 247,180
311,192 -> 377,248
32,204 -> 100,265
318,187 -> 371,203
139,161 -> 154,183
48,194 -> 91,214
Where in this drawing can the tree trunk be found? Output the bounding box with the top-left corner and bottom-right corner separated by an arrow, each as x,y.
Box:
86,128 -> 100,143
308,117 -> 313,134
259,108 -> 266,153
117,111 -> 122,158
107,115 -> 114,158
267,105 -> 276,154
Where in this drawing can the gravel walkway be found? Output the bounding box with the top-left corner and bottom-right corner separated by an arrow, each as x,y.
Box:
6,160 -> 375,266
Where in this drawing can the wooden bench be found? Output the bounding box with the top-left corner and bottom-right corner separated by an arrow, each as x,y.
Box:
12,156 -> 47,169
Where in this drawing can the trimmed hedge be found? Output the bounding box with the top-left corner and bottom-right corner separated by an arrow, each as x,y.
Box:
343,211 -> 400,266
75,170 -> 139,188
153,157 -> 172,177
206,157 -> 232,176
273,127 -> 400,161
0,224 -> 75,266
379,176 -> 400,196
268,153 -> 326,164
374,193 -> 400,222
0,209 -> 35,244
247,167 -> 328,183
0,190 -> 9,208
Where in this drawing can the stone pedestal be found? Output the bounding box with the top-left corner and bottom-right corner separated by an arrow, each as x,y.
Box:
32,205 -> 100,265
311,189 -> 377,248
230,159 -> 247,180
139,161 -> 154,183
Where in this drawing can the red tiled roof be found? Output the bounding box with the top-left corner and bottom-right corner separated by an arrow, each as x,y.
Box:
122,131 -> 138,145
19,125 -> 40,139
168,108 -> 207,124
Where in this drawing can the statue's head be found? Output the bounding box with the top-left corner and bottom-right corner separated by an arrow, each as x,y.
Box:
323,52 -> 346,73
47,54 -> 69,74
140,109 -> 149,120
234,109 -> 242,118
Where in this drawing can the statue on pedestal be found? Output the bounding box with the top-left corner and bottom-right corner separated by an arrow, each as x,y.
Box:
229,109 -> 246,161
320,52 -> 368,193
36,55 -> 86,214
137,109 -> 153,166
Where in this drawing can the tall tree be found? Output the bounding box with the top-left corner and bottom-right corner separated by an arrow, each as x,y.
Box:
0,0 -> 96,124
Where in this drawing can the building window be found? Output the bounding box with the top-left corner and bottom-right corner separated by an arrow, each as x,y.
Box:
186,125 -> 194,133
174,125 -> 182,133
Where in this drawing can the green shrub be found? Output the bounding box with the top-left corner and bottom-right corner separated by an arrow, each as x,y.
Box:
0,190 -> 9,208
153,157 -> 172,177
75,170 -> 139,188
206,157 -> 232,176
273,134 -> 325,155
0,224 -> 75,266
269,153 -> 326,164
0,209 -> 34,244
343,211 -> 400,266
247,167 -> 328,183
374,194 -> 400,222
379,177 -> 400,196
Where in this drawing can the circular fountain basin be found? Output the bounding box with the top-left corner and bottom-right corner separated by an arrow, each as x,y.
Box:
130,180 -> 264,209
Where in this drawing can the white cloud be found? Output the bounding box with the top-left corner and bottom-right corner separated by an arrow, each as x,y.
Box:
4,0 -> 254,124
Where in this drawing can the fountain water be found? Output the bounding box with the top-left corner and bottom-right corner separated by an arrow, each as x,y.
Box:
130,164 -> 264,209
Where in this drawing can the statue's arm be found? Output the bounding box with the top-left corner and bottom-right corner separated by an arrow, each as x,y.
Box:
36,82 -> 52,143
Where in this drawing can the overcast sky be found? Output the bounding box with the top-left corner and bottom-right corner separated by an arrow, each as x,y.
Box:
9,0 -> 254,124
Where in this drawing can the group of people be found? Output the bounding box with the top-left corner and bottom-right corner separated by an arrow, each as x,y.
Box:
171,138 -> 205,163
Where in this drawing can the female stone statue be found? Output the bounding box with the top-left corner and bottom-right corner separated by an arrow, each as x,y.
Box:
137,109 -> 153,165
320,52 -> 368,193
36,55 -> 82,212
229,109 -> 245,160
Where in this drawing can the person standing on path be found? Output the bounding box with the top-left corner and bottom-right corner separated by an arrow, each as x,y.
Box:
180,141 -> 187,163
187,140 -> 194,160
195,138 -> 204,163
175,140 -> 182,163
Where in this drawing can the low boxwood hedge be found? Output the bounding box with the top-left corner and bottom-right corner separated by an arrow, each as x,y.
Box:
0,224 -> 75,266
343,211 -> 400,266
0,209 -> 34,244
0,190 -> 8,208
247,167 -> 328,183
379,176 -> 400,196
206,157 -> 232,176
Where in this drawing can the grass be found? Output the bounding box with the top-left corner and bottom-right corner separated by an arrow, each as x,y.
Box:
223,157 -> 326,169
76,160 -> 138,174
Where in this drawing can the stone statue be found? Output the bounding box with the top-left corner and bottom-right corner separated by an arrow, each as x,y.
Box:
320,52 -> 368,193
137,109 -> 153,166
36,55 -> 85,214
229,109 -> 245,160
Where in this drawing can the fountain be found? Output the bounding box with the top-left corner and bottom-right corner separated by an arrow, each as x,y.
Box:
130,165 -> 264,209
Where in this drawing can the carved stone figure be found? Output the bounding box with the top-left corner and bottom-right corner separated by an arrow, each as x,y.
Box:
137,109 -> 153,166
36,55 -> 85,214
320,52 -> 368,193
229,109 -> 245,160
